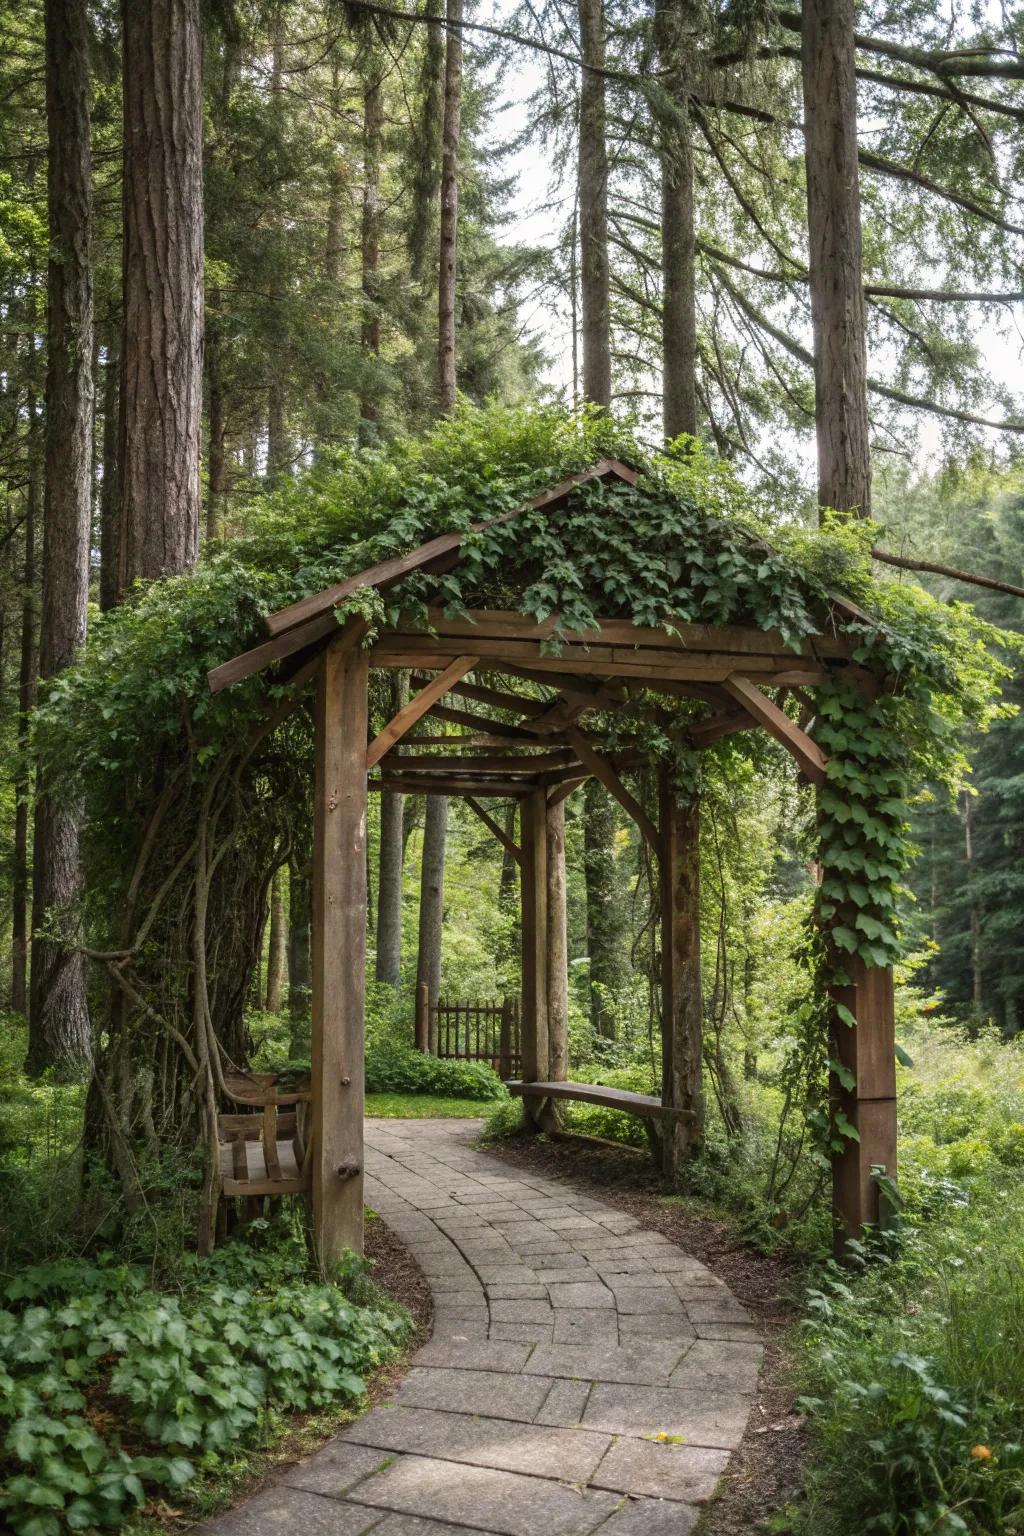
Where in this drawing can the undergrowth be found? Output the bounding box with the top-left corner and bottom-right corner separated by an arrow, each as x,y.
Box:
0,1237 -> 408,1536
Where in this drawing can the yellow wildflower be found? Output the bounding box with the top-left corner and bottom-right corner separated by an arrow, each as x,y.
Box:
970,1445 -> 993,1462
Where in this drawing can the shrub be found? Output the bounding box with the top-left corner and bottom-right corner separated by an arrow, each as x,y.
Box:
794,1184 -> 1024,1536
0,1241 -> 408,1536
364,1039 -> 506,1100
481,1098 -> 526,1141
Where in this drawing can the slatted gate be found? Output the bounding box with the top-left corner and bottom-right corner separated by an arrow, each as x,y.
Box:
419,994 -> 521,1078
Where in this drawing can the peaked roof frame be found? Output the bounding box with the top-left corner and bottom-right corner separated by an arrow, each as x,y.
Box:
207,458 -> 864,795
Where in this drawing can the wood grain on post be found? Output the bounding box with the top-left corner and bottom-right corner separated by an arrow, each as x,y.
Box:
830,955 -> 898,1248
311,627 -> 368,1268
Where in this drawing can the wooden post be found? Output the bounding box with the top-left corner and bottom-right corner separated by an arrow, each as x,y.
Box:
520,789 -> 550,1128
546,796 -> 569,1082
311,630 -> 368,1269
499,995 -> 513,1079
659,772 -> 704,1178
830,956 -> 897,1250
415,980 -> 430,1052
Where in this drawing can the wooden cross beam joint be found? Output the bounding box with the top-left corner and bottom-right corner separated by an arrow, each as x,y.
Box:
366,655 -> 478,768
722,675 -> 829,785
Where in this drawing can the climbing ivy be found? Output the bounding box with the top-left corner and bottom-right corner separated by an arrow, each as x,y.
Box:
32,402 -> 1018,982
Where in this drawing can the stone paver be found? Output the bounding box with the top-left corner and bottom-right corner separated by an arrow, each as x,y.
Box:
201,1118 -> 761,1536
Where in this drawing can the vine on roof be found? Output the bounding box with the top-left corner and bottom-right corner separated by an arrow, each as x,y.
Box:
32,402 -> 1017,985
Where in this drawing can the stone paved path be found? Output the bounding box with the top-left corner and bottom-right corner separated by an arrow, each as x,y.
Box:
202,1119 -> 762,1536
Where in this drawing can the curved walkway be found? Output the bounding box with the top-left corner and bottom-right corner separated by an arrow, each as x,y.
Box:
203,1119 -> 763,1536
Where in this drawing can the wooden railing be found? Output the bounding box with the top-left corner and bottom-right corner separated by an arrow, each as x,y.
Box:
415,986 -> 521,1078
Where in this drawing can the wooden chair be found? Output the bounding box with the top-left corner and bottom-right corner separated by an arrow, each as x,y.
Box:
212,1072 -> 313,1245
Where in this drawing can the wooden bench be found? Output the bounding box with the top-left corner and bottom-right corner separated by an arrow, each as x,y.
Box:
507,1079 -> 694,1159
212,1073 -> 313,1245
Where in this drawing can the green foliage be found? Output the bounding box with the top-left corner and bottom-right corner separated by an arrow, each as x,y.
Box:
480,1098 -> 528,1141
0,1241 -> 408,1536
365,1040 -> 506,1101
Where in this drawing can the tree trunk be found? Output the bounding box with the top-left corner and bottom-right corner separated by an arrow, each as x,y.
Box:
206,297 -> 226,541
546,798 -> 569,1080
801,0 -> 871,518
265,13 -> 290,488
963,790 -> 984,1018
578,0 -> 611,408
437,0 -> 462,414
13,389 -> 38,1015
658,3 -> 698,440
360,60 -> 383,430
288,848 -> 312,1052
583,780 -> 626,1039
416,794 -> 447,1009
326,55 -> 347,288
118,0 -> 203,589
98,326 -> 120,610
376,673 -> 409,986
27,0 -> 94,1078
660,778 -> 704,1175
265,866 -> 286,1013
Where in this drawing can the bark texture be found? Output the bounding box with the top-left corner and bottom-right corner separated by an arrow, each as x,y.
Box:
13,389 -> 38,1014
416,794 -> 447,1009
265,866 -> 287,1013
578,0 -> 611,408
118,0 -> 203,589
98,329 -> 120,609
376,674 -> 409,985
660,782 -> 704,1175
801,0 -> 871,517
288,845 -> 312,1050
583,780 -> 627,1038
658,2 -> 698,439
28,0 -> 94,1076
437,0 -> 462,413
360,61 -> 383,429
546,798 -> 569,1081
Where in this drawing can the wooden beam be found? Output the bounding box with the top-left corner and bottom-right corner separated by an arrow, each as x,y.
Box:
402,732 -> 562,748
425,702 -> 550,740
547,776 -> 590,807
426,675 -> 550,718
311,629 -> 368,1268
722,675 -> 829,784
375,633 -> 820,685
209,614 -> 366,695
372,775 -> 533,797
366,656 -> 478,768
419,606 -> 854,659
386,750 -> 576,774
566,728 -> 659,851
263,460 -> 638,639
465,797 -> 522,866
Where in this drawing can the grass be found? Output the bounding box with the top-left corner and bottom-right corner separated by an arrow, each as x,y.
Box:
364,1092 -> 498,1118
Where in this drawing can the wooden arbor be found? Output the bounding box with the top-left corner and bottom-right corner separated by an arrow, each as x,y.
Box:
209,460 -> 898,1268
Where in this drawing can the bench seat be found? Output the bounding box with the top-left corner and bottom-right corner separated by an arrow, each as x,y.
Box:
507,1080 -> 689,1119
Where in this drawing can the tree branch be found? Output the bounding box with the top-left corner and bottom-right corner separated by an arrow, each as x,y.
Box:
871,547 -> 1024,598
713,265 -> 1024,432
